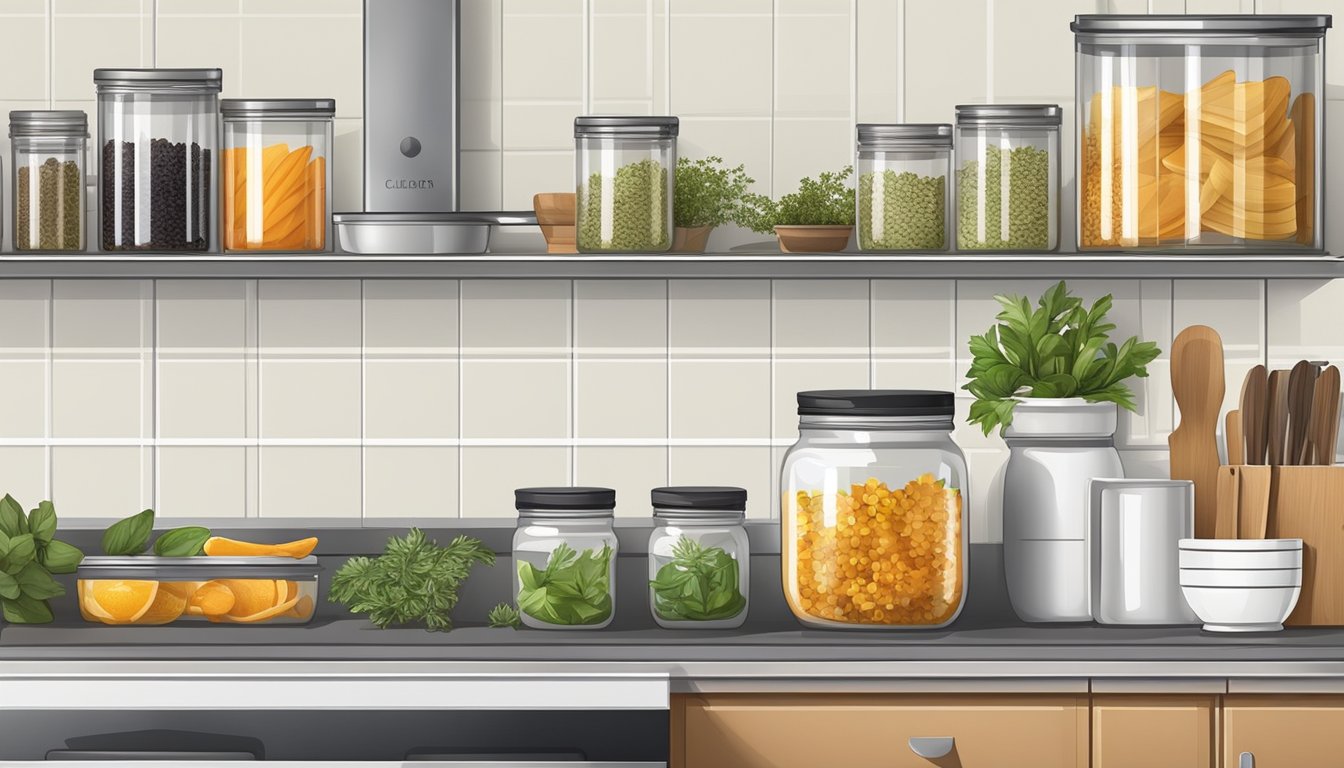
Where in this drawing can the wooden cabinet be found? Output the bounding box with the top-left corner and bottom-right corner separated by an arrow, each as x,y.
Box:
1092,695 -> 1216,768
1224,695 -> 1344,768
670,693 -> 1088,768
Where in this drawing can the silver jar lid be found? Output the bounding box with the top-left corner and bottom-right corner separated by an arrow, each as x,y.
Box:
955,104 -> 1061,127
94,68 -> 223,92
1072,14 -> 1330,38
856,123 -> 952,149
9,110 -> 88,138
222,98 -> 336,120
575,116 -> 679,138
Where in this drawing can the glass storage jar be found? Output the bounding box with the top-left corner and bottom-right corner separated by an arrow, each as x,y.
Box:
513,487 -> 619,630
574,116 -> 677,253
782,390 -> 967,629
94,68 -> 221,252
1073,15 -> 1330,252
648,486 -> 750,629
856,123 -> 952,251
9,110 -> 87,252
221,99 -> 334,252
954,104 -> 1061,252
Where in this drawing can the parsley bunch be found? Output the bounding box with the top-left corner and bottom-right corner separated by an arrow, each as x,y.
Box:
650,536 -> 746,622
737,165 -> 856,233
516,543 -> 613,626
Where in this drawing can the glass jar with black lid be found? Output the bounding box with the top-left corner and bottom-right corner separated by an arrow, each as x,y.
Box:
513,487 -> 619,630
648,486 -> 750,629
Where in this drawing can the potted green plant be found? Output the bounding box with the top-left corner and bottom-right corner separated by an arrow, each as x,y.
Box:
738,165 -> 855,252
672,156 -> 754,253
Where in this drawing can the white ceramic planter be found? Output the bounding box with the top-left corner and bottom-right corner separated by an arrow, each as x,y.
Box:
1002,398 -> 1123,623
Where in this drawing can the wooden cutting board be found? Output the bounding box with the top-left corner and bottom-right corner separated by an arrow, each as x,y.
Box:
1170,325 -> 1225,539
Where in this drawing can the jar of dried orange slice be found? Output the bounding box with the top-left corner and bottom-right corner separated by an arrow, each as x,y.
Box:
781,390 -> 968,629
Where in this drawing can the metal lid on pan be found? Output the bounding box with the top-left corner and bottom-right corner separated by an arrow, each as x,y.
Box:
955,104 -> 1062,127
9,110 -> 88,138
78,555 -> 320,580
1072,14 -> 1331,37
221,99 -> 336,120
93,68 -> 223,91
333,211 -> 537,226
575,115 -> 679,138
856,123 -> 952,148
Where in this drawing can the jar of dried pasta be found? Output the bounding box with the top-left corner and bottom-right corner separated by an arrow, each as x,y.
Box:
781,390 -> 967,629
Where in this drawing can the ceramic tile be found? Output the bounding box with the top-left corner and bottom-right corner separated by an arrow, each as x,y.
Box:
0,448 -> 47,513
903,0 -> 986,122
1172,280 -> 1266,420
156,16 -> 242,98
502,10 -> 583,103
0,280 -> 51,350
240,0 -> 360,11
0,15 -> 47,102
671,0 -> 770,12
575,280 -> 667,354
771,119 -> 854,200
257,280 -> 361,354
669,12 -> 772,117
53,15 -> 148,102
502,103 -> 581,151
260,360 -> 361,439
363,280 -> 458,352
1187,0 -> 1255,11
333,118 -> 363,213
668,279 -> 770,357
52,280 -> 152,354
1267,280 -> 1344,366
157,447 -> 247,519
577,359 -> 667,439
772,280 -> 869,358
668,446 -> 772,519
51,360 -> 147,439
0,360 -> 46,439
575,447 -> 667,517
158,360 -> 248,439
676,118 -> 772,196
1118,449 -> 1172,480
462,0 -> 503,102
258,447 -> 361,518
774,10 -> 851,118
873,279 -> 955,360
855,0 -> 902,123
991,0 -> 1090,102
363,447 -> 459,518
590,9 -> 664,104
502,151 -> 574,210
460,446 -> 570,517
460,151 -> 504,211
156,280 -> 249,353
0,0 -> 49,12
55,0 -> 142,12
158,0 -> 239,12
460,360 -> 571,439
364,360 -> 459,440
239,15 -> 362,119
964,446 -> 1008,543
460,280 -> 571,356
773,359 -> 870,439
51,447 -> 150,519
668,360 -> 770,439
874,360 -> 956,392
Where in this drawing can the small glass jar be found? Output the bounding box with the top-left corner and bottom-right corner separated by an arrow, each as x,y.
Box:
648,486 -> 750,630
95,68 -> 221,252
856,123 -> 951,251
513,487 -> 619,630
9,110 -> 87,252
954,104 -> 1061,252
574,116 -> 677,253
221,99 -> 334,252
782,390 -> 968,629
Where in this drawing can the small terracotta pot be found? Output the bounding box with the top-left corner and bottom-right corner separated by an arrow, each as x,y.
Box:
670,225 -> 714,253
533,192 -> 576,254
773,225 -> 853,253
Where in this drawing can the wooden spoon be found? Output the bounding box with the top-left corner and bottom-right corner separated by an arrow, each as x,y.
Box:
1170,325 -> 1226,539
1239,365 -> 1268,464
1267,369 -> 1290,465
1288,360 -> 1318,464
1308,366 -> 1341,465
1226,410 -> 1244,465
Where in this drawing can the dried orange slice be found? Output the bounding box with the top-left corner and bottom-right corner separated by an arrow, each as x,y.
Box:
87,580 -> 159,623
219,579 -> 277,617
78,581 -> 116,622
208,595 -> 301,624
189,581 -> 236,617
134,584 -> 189,625
202,536 -> 318,559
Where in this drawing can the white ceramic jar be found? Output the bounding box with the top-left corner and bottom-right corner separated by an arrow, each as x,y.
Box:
1002,398 -> 1123,622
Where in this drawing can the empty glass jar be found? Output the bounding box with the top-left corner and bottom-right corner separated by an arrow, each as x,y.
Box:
574,116 -> 677,253
513,487 -> 619,630
856,124 -> 951,251
954,104 -> 1061,252
648,486 -> 750,629
9,110 -> 87,252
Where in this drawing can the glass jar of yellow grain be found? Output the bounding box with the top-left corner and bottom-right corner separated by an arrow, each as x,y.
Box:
782,390 -> 967,629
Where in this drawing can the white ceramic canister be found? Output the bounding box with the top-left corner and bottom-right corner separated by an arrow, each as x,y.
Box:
1002,398 -> 1123,622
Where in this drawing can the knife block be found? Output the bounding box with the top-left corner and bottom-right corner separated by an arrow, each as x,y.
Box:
1217,464 -> 1344,626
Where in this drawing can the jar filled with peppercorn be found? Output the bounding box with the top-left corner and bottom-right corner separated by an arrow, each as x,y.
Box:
574,116 -> 677,253
9,110 -> 88,252
855,123 -> 951,252
781,390 -> 967,629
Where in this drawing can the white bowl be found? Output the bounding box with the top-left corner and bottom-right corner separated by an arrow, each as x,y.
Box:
1179,538 -> 1302,552
1180,584 -> 1302,632
1179,548 -> 1303,570
1180,568 -> 1302,588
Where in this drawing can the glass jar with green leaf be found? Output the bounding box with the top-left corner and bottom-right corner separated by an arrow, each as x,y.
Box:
671,156 -> 754,253
512,487 -> 619,630
738,165 -> 856,252
647,486 -> 749,629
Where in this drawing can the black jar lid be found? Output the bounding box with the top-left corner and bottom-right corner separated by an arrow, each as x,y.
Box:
797,389 -> 955,417
651,486 -> 748,513
515,486 -> 616,512
575,115 -> 679,138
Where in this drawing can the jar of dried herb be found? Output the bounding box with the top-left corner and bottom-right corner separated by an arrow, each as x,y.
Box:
9,110 -> 88,252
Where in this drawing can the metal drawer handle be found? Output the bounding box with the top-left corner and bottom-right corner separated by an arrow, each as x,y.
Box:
908,737 -> 955,759
1241,752 -> 1254,768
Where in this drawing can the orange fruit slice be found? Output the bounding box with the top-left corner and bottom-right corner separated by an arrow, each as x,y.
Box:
189,581 -> 236,617
286,595 -> 315,621
134,584 -> 189,625
86,580 -> 159,623
208,594 -> 301,624
219,579 -> 277,617
202,536 -> 317,559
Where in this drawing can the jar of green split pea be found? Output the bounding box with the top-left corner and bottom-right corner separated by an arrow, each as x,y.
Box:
575,115 -> 677,253
856,123 -> 951,252
954,104 -> 1060,252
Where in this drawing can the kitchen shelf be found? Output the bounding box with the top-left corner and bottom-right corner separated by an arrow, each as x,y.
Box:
0,252 -> 1340,279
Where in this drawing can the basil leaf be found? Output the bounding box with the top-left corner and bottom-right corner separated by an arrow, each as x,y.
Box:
4,534 -> 35,573
2,593 -> 53,624
15,561 -> 63,600
0,571 -> 18,600
27,501 -> 56,545
38,539 -> 83,574
153,526 -> 211,557
101,509 -> 155,555
0,495 -> 26,537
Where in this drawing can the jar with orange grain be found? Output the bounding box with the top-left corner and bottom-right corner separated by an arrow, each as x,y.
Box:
781,390 -> 967,629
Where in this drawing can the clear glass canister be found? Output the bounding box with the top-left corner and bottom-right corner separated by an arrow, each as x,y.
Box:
513,487 -> 619,630
9,110 -> 87,252
648,486 -> 750,629
856,123 -> 951,251
575,115 -> 677,253
94,68 -> 221,252
221,99 -> 334,252
954,104 -> 1061,251
782,390 -> 967,629
1073,15 -> 1329,252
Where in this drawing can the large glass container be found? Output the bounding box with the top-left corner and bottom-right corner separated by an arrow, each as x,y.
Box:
855,123 -> 952,251
648,486 -> 750,629
221,99 -> 334,252
781,390 -> 967,629
513,487 -> 619,630
575,116 -> 677,253
954,104 -> 1061,252
9,110 -> 87,252
1073,15 -> 1330,252
94,68 -> 221,252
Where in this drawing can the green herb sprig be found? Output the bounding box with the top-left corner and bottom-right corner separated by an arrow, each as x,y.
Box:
329,528 -> 495,631
673,156 -> 755,229
487,602 -> 521,629
516,543 -> 613,626
737,165 -> 856,233
650,536 -> 746,622
0,495 -> 84,624
964,280 -> 1162,436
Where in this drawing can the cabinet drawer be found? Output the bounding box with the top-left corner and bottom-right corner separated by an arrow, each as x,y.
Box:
1092,696 -> 1215,768
671,694 -> 1087,768
1225,695 -> 1344,768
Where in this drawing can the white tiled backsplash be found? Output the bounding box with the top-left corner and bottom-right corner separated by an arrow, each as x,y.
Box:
0,1 -> 1340,541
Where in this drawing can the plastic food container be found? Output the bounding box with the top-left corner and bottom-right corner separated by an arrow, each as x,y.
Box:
221,99 -> 334,252
855,123 -> 951,251
781,390 -> 967,629
9,110 -> 87,252
1073,15 -> 1330,252
76,556 -> 319,625
94,68 -> 221,252
954,104 -> 1061,252
648,486 -> 750,629
574,116 -> 677,253
513,487 -> 619,630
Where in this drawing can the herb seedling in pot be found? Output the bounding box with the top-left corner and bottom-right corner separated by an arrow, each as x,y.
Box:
672,155 -> 755,252
738,166 -> 856,252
